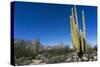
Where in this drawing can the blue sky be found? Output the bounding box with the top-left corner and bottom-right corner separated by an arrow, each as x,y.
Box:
13,1 -> 97,47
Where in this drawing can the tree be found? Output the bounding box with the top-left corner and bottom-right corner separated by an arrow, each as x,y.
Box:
32,39 -> 40,56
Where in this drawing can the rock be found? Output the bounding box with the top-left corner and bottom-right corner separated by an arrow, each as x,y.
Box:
82,56 -> 88,61
78,58 -> 82,62
36,54 -> 46,60
65,58 -> 72,62
45,56 -> 62,63
22,60 -> 32,65
89,59 -> 93,61
93,56 -> 97,61
36,55 -> 43,60
72,56 -> 78,62
32,60 -> 43,64
83,54 -> 88,57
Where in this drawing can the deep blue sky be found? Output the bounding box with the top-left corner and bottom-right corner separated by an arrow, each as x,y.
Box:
13,1 -> 97,47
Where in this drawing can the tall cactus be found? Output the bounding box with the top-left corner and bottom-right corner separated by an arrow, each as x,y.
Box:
82,10 -> 87,51
70,5 -> 87,57
70,15 -> 76,50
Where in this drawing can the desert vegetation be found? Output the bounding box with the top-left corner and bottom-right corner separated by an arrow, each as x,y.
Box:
14,39 -> 97,66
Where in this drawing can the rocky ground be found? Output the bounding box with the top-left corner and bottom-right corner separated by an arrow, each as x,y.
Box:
15,50 -> 97,66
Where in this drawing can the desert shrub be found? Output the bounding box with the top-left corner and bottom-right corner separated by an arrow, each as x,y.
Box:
14,43 -> 36,59
44,45 -> 71,58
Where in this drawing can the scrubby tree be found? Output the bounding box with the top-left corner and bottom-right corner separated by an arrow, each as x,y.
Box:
32,39 -> 40,56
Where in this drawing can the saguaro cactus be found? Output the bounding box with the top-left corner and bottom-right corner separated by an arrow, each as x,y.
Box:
69,6 -> 87,57
82,10 -> 87,51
